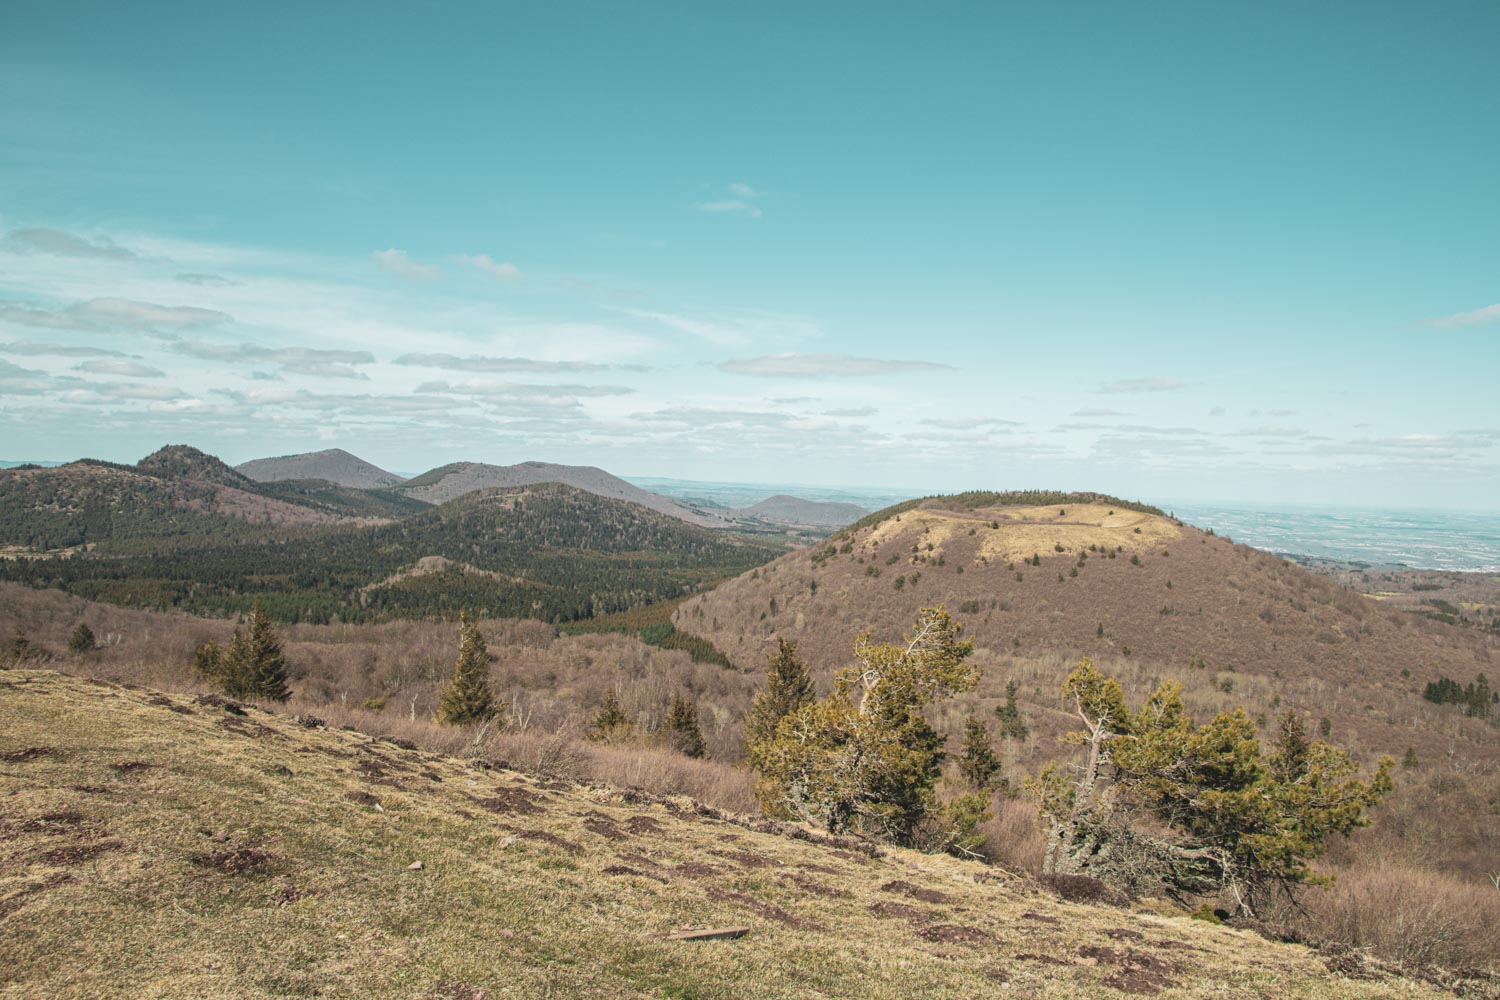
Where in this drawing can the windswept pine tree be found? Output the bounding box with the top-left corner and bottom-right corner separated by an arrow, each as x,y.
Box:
436,611 -> 500,726
993,679 -> 1029,741
665,692 -> 706,758
745,638 -> 815,769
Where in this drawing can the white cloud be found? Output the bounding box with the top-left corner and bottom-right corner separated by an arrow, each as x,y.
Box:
392,353 -> 635,373
372,248 -> 440,279
1,227 -> 136,260
416,379 -> 634,399
918,416 -> 1022,430
1429,303 -> 1500,327
727,182 -> 763,199
0,341 -> 130,359
1097,377 -> 1184,394
172,341 -> 375,365
71,298 -> 229,330
74,359 -> 165,378
719,353 -> 954,377
1072,407 -> 1128,417
451,253 -> 522,281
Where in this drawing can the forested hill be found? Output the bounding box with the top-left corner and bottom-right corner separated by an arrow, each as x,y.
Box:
0,484 -> 788,623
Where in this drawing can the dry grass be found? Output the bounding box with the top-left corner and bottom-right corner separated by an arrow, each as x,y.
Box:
0,668 -> 1464,999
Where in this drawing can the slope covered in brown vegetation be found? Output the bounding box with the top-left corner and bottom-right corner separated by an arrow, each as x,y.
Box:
676,495 -> 1493,703
0,667 -> 1470,999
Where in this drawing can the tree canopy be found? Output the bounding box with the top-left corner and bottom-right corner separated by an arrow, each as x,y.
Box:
1028,658 -> 1393,915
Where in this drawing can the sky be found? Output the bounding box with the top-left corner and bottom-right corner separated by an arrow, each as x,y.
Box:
2,1 -> 1497,508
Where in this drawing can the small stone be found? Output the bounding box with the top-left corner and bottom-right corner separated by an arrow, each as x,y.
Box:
407,861 -> 424,871
498,836 -> 517,848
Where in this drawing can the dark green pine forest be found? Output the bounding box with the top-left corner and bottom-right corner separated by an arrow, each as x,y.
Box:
0,484 -> 787,624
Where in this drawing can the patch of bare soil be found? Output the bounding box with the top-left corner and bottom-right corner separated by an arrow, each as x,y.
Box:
1021,911 -> 1062,924
709,848 -> 778,868
880,879 -> 951,904
1077,945 -> 1179,995
797,861 -> 844,876
469,787 -> 545,816
38,840 -> 123,866
1040,872 -> 1127,905
603,865 -> 669,884
345,790 -> 381,807
428,981 -> 488,1000
1,746 -> 55,762
582,813 -> 627,841
10,810 -> 87,834
916,923 -> 993,945
867,900 -> 926,922
670,861 -> 724,877
190,847 -> 276,875
622,815 -> 664,836
1103,927 -> 1146,941
194,693 -> 246,715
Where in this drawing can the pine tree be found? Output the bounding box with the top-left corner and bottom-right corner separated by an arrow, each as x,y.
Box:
745,638 -> 815,769
234,601 -> 291,702
587,688 -> 633,742
666,692 -> 706,758
436,611 -> 499,726
994,679 -> 1030,741
756,608 -> 978,842
68,622 -> 96,654
193,639 -> 225,685
957,715 -> 1002,790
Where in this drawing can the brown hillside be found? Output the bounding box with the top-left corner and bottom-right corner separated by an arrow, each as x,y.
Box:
675,498 -> 1496,737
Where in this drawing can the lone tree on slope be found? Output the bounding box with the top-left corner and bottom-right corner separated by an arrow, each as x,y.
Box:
436,611 -> 500,726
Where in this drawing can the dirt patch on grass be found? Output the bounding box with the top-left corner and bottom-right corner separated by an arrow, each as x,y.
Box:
190,847 -> 276,875
470,787 -> 545,816
797,862 -> 843,876
38,840 -> 123,866
582,813 -> 627,842
916,923 -> 993,945
11,810 -> 88,834
670,861 -> 724,877
194,693 -> 246,715
1039,872 -> 1127,906
1103,927 -> 1146,941
1,746 -> 55,762
346,790 -> 381,807
622,815 -> 664,836
880,880 -> 951,904
867,900 -> 926,922
1021,911 -> 1062,924
428,982 -> 488,1000
1077,945 -> 1178,995
710,848 -> 778,869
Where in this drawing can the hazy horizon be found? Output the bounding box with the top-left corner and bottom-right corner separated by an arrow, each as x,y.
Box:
4,3 -> 1498,508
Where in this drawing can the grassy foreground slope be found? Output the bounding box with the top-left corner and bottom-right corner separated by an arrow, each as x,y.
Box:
0,670 -> 1448,999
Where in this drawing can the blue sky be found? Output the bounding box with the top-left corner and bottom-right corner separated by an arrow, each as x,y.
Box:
2,1 -> 1497,507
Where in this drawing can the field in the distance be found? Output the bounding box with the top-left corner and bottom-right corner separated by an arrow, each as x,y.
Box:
0,668 -> 1460,999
